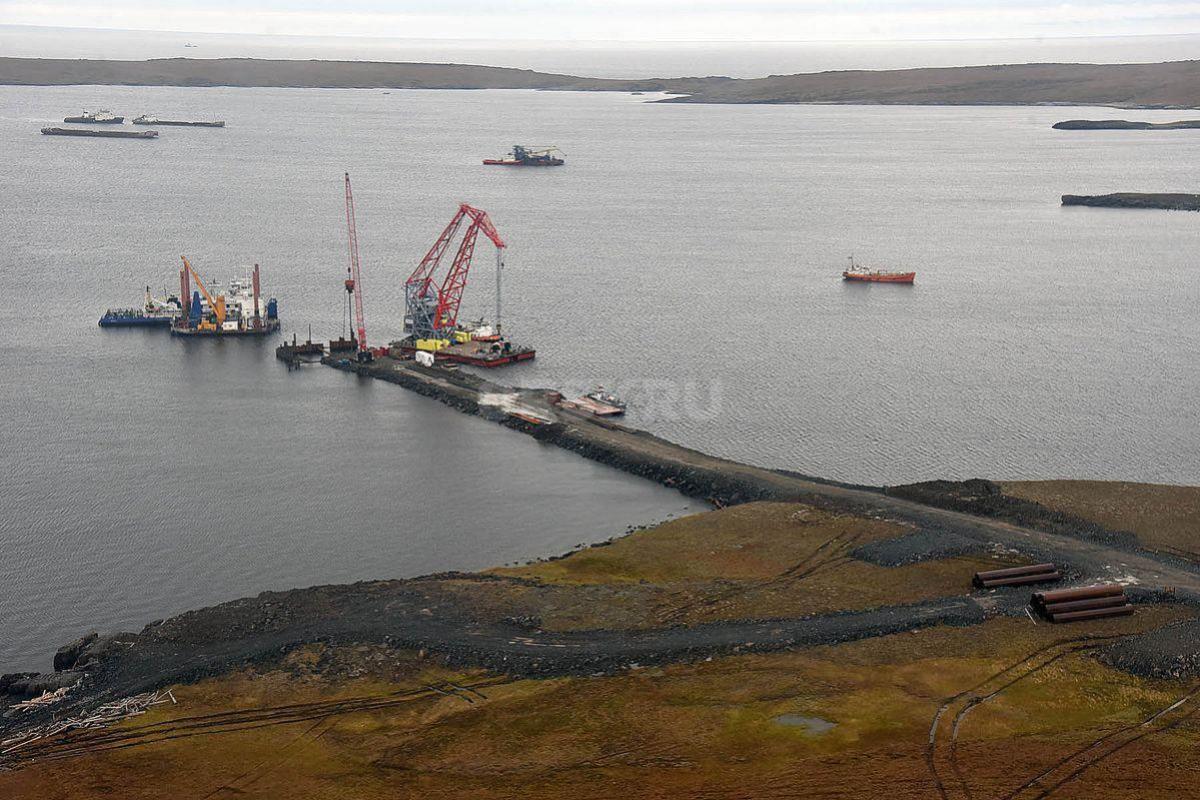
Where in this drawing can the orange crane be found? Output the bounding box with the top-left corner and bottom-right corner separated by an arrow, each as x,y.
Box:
180,255 -> 224,332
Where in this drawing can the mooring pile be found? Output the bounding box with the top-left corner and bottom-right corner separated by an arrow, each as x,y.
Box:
973,562 -> 1061,589
0,689 -> 176,763
1031,584 -> 1132,623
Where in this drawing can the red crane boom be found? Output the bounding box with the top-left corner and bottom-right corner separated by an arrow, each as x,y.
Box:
433,205 -> 505,333
406,207 -> 468,303
343,173 -> 368,356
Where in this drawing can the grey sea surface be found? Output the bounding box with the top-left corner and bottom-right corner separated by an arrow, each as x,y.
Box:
1,85 -> 1197,670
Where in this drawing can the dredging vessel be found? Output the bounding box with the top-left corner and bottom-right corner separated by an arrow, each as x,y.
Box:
842,255 -> 916,284
63,110 -> 123,124
171,258 -> 280,337
132,115 -> 225,127
99,287 -> 182,328
42,127 -> 157,139
483,145 -> 564,166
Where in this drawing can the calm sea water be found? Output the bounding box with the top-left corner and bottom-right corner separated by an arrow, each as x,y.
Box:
2,86 -> 1198,670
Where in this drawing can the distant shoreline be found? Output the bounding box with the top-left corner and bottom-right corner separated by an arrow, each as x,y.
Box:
2,57 -> 1198,108
1062,193 -> 1200,211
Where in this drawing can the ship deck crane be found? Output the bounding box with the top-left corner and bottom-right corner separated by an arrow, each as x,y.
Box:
343,173 -> 371,362
404,204 -> 506,341
180,255 -> 224,331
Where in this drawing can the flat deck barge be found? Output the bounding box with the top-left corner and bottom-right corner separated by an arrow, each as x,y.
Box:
397,338 -> 535,368
42,127 -> 157,139
171,319 -> 281,337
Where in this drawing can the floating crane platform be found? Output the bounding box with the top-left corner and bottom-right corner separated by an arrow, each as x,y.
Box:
172,321 -> 280,337
395,337 -> 535,367
483,145 -> 564,166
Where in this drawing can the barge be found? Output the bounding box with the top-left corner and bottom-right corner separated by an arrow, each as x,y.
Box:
133,115 -> 225,127
43,127 -> 157,139
558,388 -> 627,417
64,110 -> 123,124
396,336 -> 535,367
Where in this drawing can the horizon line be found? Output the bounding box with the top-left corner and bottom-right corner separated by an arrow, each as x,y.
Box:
5,22 -> 1200,47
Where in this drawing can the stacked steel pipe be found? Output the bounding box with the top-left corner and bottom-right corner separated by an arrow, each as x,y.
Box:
973,563 -> 1061,589
1032,584 -> 1133,623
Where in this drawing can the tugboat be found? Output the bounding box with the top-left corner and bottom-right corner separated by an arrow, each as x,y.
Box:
64,110 -> 124,124
483,145 -> 565,166
132,115 -> 225,127
99,287 -> 182,327
841,255 -> 916,284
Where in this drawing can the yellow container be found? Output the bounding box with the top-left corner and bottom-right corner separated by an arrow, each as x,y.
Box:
454,331 -> 471,343
416,338 -> 452,351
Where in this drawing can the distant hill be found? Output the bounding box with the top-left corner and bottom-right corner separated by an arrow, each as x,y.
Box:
1062,193 -> 1200,211
1053,119 -> 1200,129
2,57 -> 1199,108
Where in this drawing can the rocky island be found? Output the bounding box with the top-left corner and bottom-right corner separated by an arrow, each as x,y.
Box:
1062,193 -> 1200,211
1053,119 -> 1200,129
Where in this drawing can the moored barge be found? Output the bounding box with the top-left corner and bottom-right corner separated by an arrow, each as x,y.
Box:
43,127 -> 157,139
133,115 -> 225,127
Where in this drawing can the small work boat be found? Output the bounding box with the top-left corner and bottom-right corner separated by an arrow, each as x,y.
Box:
99,287 -> 182,327
842,255 -> 915,284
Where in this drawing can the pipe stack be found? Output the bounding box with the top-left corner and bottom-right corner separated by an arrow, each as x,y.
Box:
1032,584 -> 1132,623
973,563 -> 1061,589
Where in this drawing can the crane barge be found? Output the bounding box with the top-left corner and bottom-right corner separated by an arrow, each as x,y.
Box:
398,204 -> 535,367
171,256 -> 280,336
483,145 -> 564,167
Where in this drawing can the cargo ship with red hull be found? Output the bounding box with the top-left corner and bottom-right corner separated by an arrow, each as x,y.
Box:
842,255 -> 916,284
483,145 -> 564,166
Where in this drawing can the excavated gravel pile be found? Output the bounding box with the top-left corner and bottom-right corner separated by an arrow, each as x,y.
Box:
886,479 -> 1141,549
852,530 -> 983,567
1101,618 -> 1200,680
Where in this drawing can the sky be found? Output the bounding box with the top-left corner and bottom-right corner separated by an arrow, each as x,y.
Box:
1,0 -> 1198,41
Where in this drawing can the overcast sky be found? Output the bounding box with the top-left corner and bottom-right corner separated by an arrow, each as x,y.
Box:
2,1 -> 1198,41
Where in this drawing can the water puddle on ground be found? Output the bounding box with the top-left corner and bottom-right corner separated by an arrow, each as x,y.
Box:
773,714 -> 836,735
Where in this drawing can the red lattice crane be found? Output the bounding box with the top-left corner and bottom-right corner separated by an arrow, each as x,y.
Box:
343,173 -> 371,361
404,204 -> 505,340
